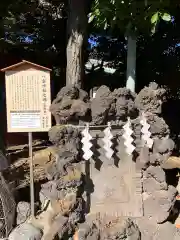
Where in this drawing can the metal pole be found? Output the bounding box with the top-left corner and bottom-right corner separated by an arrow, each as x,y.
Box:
28,132 -> 34,217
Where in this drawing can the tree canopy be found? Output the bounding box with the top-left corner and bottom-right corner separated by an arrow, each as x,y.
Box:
88,0 -> 173,34
0,0 -> 179,91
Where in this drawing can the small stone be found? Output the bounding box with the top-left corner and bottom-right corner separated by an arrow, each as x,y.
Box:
50,85 -> 90,124
146,166 -> 166,183
91,85 -> 114,124
135,82 -> 165,114
45,163 -> 60,181
143,178 -> 167,192
40,181 -> 63,200
150,153 -> 163,165
76,215 -> 140,240
135,217 -> 177,240
153,138 -> 174,154
56,150 -> 78,172
143,194 -> 170,223
143,187 -> 177,224
148,115 -> 170,138
16,202 -> 31,225
43,215 -> 70,240
114,87 -> 137,121
9,223 -> 42,240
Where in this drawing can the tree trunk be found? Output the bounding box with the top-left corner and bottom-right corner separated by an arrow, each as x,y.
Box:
126,33 -> 136,92
66,0 -> 87,88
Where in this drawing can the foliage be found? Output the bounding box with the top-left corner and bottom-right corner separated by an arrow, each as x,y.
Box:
1,0 -> 66,49
0,0 -> 67,87
88,34 -> 126,70
88,0 -> 172,34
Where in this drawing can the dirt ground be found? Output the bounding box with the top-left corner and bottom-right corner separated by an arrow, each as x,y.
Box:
3,140 -> 58,189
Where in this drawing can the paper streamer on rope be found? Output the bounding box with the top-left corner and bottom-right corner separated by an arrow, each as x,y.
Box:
81,123 -> 93,160
122,117 -> 135,155
102,122 -> 114,159
140,112 -> 153,149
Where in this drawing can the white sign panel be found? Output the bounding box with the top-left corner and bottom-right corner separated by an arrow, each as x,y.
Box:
10,112 -> 41,129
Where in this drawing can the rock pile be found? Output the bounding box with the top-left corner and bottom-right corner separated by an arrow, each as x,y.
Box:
91,85 -> 138,124
49,83 -> 180,239
9,83 -> 180,239
133,83 -> 180,239
35,125 -> 84,239
74,214 -> 141,240
50,85 -> 90,124
134,83 -> 178,225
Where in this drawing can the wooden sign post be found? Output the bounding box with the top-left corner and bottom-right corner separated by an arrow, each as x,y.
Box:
1,60 -> 52,216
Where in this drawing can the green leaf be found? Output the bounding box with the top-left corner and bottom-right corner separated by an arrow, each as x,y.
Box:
95,8 -> 100,16
161,13 -> 171,21
151,24 -> 156,34
151,12 -> 159,24
104,21 -> 108,29
88,13 -> 95,23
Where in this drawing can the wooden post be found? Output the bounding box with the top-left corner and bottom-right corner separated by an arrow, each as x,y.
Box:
28,132 -> 34,217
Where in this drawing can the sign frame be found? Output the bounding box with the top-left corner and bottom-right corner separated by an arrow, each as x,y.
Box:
1,60 -> 52,133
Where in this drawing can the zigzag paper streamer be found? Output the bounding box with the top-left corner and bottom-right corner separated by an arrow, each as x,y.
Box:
102,122 -> 114,159
140,112 -> 153,149
81,123 -> 93,160
122,117 -> 135,155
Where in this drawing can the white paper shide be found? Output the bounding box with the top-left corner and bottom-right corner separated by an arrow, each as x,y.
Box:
81,123 -> 93,160
123,117 -> 135,155
102,122 -> 114,159
140,112 -> 153,149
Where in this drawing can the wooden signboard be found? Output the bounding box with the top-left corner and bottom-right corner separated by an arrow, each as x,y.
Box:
1,60 -> 52,217
1,60 -> 52,133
